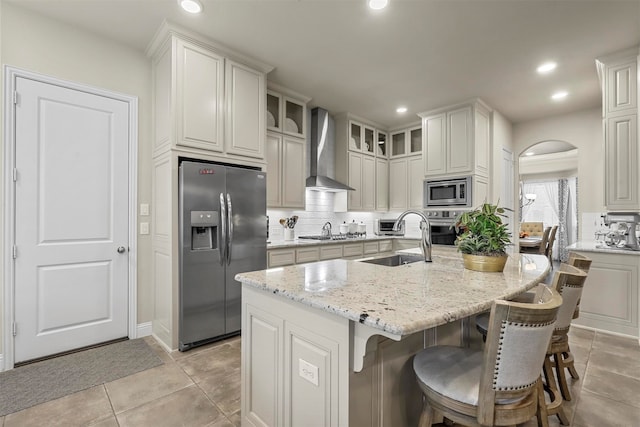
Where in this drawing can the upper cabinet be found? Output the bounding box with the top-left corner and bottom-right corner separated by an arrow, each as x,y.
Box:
419,99 -> 492,179
266,83 -> 309,140
597,47 -> 640,211
335,113 -> 387,211
265,83 -> 310,209
389,124 -> 422,158
148,23 -> 272,163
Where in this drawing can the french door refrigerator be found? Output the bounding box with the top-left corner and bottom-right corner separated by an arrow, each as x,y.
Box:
179,159 -> 266,351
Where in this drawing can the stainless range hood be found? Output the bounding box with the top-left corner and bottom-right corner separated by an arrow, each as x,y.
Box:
306,107 -> 354,192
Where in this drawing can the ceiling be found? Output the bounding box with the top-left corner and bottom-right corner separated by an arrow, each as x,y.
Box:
8,0 -> 640,129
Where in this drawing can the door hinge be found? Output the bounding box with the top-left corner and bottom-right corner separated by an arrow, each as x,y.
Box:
12,245 -> 17,259
12,322 -> 17,337
13,91 -> 19,105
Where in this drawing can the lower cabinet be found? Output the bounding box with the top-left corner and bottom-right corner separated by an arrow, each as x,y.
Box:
242,286 -> 350,427
267,239 -> 404,268
571,250 -> 640,338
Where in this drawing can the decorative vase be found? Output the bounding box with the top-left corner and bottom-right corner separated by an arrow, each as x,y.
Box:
462,254 -> 508,272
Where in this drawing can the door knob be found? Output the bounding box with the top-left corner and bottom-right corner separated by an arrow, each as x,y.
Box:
117,246 -> 127,254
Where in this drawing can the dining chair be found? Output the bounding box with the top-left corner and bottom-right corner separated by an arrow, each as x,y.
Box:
537,227 -> 552,255
414,284 -> 562,427
520,221 -> 544,237
545,226 -> 558,262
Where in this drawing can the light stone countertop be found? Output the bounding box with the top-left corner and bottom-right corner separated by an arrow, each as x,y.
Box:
568,241 -> 640,256
267,233 -> 421,249
236,247 -> 550,336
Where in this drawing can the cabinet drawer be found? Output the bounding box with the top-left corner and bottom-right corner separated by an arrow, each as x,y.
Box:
342,243 -> 364,258
320,245 -> 343,260
268,249 -> 295,267
363,242 -> 379,254
296,247 -> 320,264
378,240 -> 392,253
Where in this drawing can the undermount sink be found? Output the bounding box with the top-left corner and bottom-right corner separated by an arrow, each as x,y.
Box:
358,253 -> 425,267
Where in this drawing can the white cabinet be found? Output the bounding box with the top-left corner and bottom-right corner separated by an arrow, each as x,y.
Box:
150,28 -> 268,161
597,47 -> 640,211
345,145 -> 376,211
266,132 -> 306,208
265,84 -> 310,209
225,60 -> 265,158
376,158 -> 389,211
571,250 -> 639,338
390,124 -> 421,158
242,286 -> 350,427
389,155 -> 422,210
362,156 -> 376,211
605,114 -> 638,210
266,83 -> 309,140
266,240 -> 395,267
174,39 -> 224,152
335,113 -> 388,212
420,99 -> 492,180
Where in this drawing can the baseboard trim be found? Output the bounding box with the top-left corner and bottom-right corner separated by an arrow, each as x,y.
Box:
136,322 -> 152,338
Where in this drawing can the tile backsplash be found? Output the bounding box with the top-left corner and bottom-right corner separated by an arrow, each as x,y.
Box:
267,190 -> 424,240
580,211 -> 607,241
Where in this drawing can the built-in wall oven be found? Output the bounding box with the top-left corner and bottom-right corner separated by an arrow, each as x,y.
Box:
423,176 -> 472,208
426,210 -> 465,245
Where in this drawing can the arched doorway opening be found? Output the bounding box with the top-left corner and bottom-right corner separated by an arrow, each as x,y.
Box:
518,140 -> 578,262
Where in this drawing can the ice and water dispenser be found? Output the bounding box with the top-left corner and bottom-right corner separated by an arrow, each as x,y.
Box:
190,211 -> 218,250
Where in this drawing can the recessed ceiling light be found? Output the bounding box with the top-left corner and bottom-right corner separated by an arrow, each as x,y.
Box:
396,106 -> 407,113
537,62 -> 557,74
525,151 -> 535,156
368,0 -> 389,10
179,0 -> 202,14
551,91 -> 568,101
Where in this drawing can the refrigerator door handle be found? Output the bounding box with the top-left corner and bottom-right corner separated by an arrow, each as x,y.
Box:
226,193 -> 233,265
219,192 -> 227,266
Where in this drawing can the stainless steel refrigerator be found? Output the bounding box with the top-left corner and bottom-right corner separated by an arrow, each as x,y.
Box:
179,159 -> 266,351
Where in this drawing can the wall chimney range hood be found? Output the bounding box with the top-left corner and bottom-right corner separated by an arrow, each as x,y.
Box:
306,107 -> 354,192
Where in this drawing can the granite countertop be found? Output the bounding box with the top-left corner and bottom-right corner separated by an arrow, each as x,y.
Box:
236,247 -> 550,336
568,241 -> 640,256
267,233 -> 421,249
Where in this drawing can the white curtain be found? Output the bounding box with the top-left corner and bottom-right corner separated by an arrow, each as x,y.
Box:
521,178 -> 578,262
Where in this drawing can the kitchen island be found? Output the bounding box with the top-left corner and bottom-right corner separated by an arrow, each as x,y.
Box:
236,247 -> 550,427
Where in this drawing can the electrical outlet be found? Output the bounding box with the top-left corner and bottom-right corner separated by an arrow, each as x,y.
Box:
140,222 -> 149,235
298,358 -> 319,386
140,203 -> 149,216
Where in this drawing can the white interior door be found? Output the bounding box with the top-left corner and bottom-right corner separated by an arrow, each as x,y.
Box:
13,76 -> 130,363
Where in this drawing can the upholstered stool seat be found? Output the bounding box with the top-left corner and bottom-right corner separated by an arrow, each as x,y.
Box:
414,284 -> 562,427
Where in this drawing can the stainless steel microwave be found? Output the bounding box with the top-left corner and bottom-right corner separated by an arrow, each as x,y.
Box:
423,176 -> 472,208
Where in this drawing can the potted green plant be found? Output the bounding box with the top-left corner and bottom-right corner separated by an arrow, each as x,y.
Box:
454,202 -> 512,272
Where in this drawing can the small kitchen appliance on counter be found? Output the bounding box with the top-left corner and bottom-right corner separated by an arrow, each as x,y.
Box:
375,219 -> 405,236
602,212 -> 640,250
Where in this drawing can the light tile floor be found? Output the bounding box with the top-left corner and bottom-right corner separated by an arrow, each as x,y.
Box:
1,328 -> 639,426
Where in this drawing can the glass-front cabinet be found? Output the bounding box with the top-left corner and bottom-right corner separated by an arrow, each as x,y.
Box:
376,131 -> 388,158
391,131 -> 406,157
390,124 -> 422,158
266,90 -> 306,139
349,121 -> 376,156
